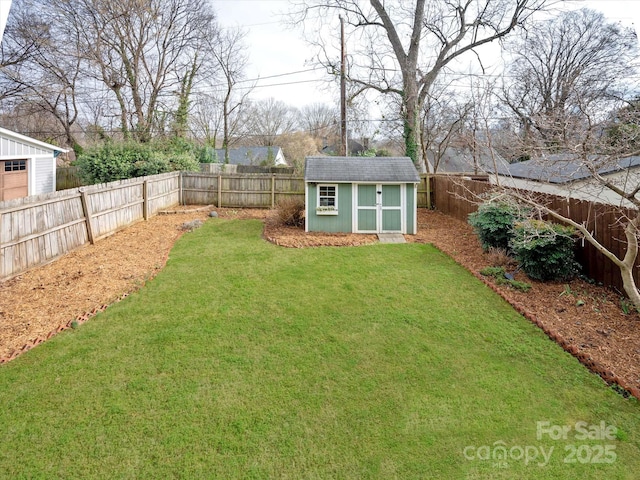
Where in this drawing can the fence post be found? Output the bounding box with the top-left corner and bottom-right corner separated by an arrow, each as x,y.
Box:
179,171 -> 183,206
79,188 -> 95,245
271,174 -> 275,208
426,174 -> 432,209
143,179 -> 149,220
217,174 -> 222,208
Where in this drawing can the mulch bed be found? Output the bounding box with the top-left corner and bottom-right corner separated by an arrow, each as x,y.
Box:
1,207 -> 638,400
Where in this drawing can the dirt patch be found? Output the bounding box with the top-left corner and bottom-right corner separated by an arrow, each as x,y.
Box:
1,207 -> 639,399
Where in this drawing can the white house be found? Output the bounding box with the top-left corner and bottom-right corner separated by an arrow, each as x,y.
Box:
213,146 -> 287,167
0,127 -> 68,201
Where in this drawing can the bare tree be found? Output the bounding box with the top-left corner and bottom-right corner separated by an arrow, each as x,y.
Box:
500,8 -> 638,153
298,102 -> 338,142
0,0 -> 82,149
277,131 -> 320,172
291,0 -> 548,169
245,98 -> 298,147
470,95 -> 640,307
208,26 -> 253,162
421,83 -> 473,173
3,0 -> 217,144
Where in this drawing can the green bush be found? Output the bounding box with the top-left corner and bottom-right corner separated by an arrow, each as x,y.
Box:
468,199 -> 525,251
77,140 -> 200,184
510,220 -> 580,281
167,152 -> 200,172
132,153 -> 170,177
76,142 -> 142,184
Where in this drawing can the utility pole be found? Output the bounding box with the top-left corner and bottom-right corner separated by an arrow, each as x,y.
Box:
339,15 -> 347,156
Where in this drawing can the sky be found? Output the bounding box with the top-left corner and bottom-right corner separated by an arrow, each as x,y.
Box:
213,0 -> 335,106
212,0 -> 640,109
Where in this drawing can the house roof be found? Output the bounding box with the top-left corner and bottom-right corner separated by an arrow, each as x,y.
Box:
428,146 -> 509,174
305,156 -> 420,183
214,146 -> 284,166
494,154 -> 640,184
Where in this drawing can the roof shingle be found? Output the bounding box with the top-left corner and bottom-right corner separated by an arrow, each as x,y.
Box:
305,156 -> 420,183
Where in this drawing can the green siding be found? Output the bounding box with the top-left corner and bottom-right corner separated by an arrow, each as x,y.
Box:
382,184 -> 401,206
358,184 -> 377,207
406,184 -> 416,234
307,183 -> 353,233
358,209 -> 377,231
382,209 -> 402,231
308,182 -> 417,234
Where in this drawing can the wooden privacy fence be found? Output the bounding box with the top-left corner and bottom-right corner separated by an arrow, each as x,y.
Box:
7,169 -> 636,292
0,172 -> 180,279
431,175 -> 640,293
56,166 -> 84,190
182,173 -> 305,208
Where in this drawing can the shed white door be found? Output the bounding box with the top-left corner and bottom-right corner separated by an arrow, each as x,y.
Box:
355,184 -> 403,233
0,159 -> 28,201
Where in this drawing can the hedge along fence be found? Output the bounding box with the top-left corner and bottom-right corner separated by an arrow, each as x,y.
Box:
431,174 -> 640,294
0,172 -> 180,279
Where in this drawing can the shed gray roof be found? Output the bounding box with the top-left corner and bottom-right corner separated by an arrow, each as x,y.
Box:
492,154 -> 640,184
305,156 -> 420,183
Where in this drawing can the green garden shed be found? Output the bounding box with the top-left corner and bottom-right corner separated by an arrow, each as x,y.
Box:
304,156 -> 420,235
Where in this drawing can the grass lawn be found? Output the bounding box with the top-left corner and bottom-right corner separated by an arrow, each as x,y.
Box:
1,219 -> 638,479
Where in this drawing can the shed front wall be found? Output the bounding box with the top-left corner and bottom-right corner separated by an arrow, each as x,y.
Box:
306,181 -> 417,234
306,183 -> 353,233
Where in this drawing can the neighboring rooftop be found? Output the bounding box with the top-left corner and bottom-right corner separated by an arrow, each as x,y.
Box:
427,146 -> 509,174
305,156 -> 420,183
494,154 -> 640,184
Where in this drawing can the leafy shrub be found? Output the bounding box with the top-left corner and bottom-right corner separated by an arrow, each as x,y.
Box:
77,140 -> 200,184
275,197 -> 305,227
166,152 -> 199,172
132,152 -> 170,177
76,142 -> 144,184
468,199 -> 525,252
510,220 -> 580,281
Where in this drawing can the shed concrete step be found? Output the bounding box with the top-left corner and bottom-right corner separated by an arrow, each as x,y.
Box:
377,233 -> 406,244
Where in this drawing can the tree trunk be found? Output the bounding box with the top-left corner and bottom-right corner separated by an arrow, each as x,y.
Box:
620,264 -> 640,309
402,80 -> 424,171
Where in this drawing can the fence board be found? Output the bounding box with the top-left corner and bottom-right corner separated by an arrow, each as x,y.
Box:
8,169 -> 639,293
0,172 -> 180,279
181,173 -> 306,208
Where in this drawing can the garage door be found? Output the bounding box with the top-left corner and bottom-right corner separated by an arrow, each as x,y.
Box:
1,160 -> 28,201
